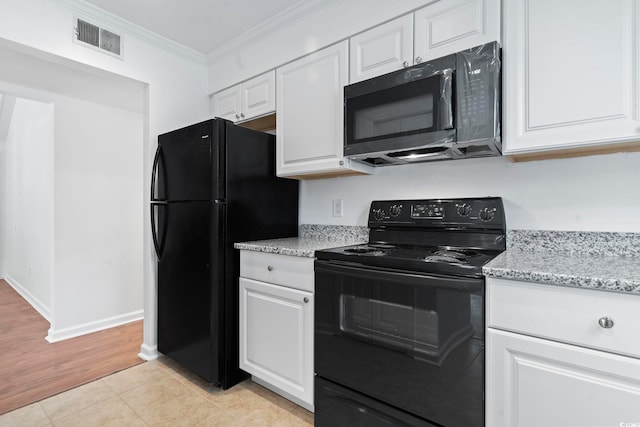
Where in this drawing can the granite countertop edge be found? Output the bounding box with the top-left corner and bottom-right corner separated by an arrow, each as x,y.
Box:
237,227 -> 640,296
483,250 -> 640,295
234,225 -> 369,258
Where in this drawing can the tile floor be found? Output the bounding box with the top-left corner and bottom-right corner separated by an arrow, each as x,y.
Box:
0,358 -> 314,426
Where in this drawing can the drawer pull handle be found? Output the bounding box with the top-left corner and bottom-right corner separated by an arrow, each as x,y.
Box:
598,317 -> 614,329
267,265 -> 273,272
303,297 -> 309,303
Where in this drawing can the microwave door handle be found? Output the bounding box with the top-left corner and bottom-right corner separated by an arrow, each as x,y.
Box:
440,69 -> 454,130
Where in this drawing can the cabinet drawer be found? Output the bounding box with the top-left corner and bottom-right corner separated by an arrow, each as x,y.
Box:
487,278 -> 640,358
240,251 -> 314,292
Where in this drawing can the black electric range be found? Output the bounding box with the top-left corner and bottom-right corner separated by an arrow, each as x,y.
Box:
314,197 -> 506,427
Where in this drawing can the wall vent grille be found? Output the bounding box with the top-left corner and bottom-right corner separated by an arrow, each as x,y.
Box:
75,19 -> 122,57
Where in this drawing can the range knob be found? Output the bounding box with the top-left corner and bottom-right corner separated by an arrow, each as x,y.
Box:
390,204 -> 402,217
456,203 -> 472,217
372,208 -> 385,221
479,207 -> 496,222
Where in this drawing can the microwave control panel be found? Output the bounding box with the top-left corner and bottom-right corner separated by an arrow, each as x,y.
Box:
455,42 -> 500,140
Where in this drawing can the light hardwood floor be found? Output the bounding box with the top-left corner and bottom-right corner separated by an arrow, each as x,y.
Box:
0,279 -> 143,415
0,279 -> 314,425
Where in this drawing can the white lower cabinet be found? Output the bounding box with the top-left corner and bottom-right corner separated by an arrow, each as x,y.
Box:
238,251 -> 314,411
487,329 -> 640,426
487,278 -> 640,426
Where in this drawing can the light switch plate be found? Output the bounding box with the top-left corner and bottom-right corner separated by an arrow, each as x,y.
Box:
332,199 -> 343,217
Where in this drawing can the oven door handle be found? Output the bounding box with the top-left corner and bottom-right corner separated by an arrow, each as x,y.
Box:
315,260 -> 483,292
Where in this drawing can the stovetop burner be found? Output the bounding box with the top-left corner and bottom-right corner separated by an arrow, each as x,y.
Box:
424,250 -> 473,263
344,247 -> 387,256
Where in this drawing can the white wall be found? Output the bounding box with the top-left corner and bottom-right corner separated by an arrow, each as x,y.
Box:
51,94 -> 144,340
300,152 -> 640,232
0,0 -> 210,356
0,76 -> 145,341
2,97 -> 54,317
0,93 -> 12,278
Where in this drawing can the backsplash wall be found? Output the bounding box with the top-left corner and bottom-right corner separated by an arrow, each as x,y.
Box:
299,151 -> 640,232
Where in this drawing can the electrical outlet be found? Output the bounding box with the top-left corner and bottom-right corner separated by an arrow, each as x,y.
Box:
332,199 -> 343,217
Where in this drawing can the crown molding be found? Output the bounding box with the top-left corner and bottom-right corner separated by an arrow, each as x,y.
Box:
46,0 -> 207,64
205,0 -> 338,64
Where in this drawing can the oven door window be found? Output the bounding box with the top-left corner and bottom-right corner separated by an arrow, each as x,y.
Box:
340,292 -> 473,365
344,72 -> 453,155
315,261 -> 484,427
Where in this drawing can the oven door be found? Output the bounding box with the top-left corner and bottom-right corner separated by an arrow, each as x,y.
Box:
314,260 -> 484,427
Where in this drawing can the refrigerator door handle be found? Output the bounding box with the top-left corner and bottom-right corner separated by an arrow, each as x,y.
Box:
150,201 -> 167,259
150,144 -> 164,201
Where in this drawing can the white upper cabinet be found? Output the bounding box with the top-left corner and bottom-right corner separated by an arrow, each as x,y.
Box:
349,15 -> 414,83
276,41 -> 372,178
348,0 -> 500,83
503,0 -> 640,156
212,70 -> 275,123
414,0 -> 501,63
212,84 -> 241,122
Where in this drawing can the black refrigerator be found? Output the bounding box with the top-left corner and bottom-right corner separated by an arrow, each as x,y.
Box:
150,118 -> 298,388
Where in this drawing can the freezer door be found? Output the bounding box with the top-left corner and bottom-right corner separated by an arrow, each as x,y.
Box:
157,200 -> 225,384
156,119 -> 223,201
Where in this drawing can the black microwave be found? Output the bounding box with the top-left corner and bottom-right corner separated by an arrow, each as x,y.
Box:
344,42 -> 501,165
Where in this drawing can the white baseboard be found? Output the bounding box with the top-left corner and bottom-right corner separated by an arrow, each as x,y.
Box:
4,274 -> 52,322
138,343 -> 160,361
46,310 -> 143,343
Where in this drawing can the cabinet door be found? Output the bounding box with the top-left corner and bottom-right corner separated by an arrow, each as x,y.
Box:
241,70 -> 276,121
487,328 -> 640,427
503,0 -> 640,155
276,41 -> 371,178
212,84 -> 241,122
349,15 -> 414,83
414,0 -> 500,63
239,277 -> 314,409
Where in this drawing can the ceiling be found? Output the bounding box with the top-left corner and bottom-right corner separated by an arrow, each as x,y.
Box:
82,0 -> 303,54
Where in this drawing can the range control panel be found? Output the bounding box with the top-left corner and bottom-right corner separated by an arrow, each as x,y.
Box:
368,197 -> 505,229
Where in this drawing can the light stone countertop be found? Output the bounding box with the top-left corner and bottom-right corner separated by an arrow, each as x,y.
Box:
234,224 -> 368,258
483,230 -> 640,295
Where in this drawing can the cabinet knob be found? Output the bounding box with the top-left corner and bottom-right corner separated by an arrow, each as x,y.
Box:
267,265 -> 273,271
240,113 -> 245,118
339,160 -> 344,166
303,297 -> 309,303
235,114 -> 240,119
598,317 -> 614,329
402,60 -> 409,68
415,56 -> 422,64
